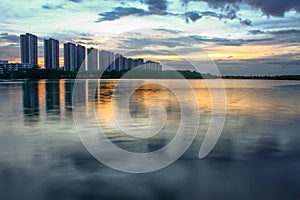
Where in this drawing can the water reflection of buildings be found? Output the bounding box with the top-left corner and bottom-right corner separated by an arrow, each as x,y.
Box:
22,80 -> 191,127
46,81 -> 60,114
22,80 -> 88,122
23,80 -> 66,123
23,82 -> 39,119
64,81 -> 73,112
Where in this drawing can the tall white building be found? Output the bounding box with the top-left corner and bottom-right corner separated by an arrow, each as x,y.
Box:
87,47 -> 98,71
108,51 -> 115,71
99,50 -> 115,71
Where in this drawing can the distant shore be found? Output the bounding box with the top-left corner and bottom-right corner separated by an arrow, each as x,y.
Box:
222,75 -> 300,81
1,68 -> 299,81
1,76 -> 300,82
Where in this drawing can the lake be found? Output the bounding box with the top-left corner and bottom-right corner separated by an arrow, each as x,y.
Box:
0,79 -> 300,199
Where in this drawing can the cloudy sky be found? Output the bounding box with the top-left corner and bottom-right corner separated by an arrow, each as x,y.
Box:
0,0 -> 299,75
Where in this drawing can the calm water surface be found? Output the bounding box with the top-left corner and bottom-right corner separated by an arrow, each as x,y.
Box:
0,79 -> 300,199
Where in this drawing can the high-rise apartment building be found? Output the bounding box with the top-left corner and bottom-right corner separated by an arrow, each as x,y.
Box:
141,61 -> 162,70
133,58 -> 144,68
64,42 -> 77,71
108,51 -> 115,71
44,38 -> 59,69
87,47 -> 98,71
20,33 -> 38,66
99,50 -> 112,71
114,53 -> 121,71
77,44 -> 86,70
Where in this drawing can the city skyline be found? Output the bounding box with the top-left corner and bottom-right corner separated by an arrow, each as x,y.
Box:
4,32 -> 165,71
18,32 -> 162,71
0,0 -> 299,75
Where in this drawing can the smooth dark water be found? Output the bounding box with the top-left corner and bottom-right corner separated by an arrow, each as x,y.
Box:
0,79 -> 300,200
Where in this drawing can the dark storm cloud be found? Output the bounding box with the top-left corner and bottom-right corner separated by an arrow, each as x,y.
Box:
97,0 -> 249,25
99,0 -> 253,25
115,0 -> 168,12
182,2 -> 253,25
246,0 -> 300,17
184,12 -> 202,22
181,0 -> 300,17
240,19 -> 251,26
98,7 -> 251,25
182,3 -> 251,24
42,4 -> 64,10
184,9 -> 251,25
143,0 -> 168,13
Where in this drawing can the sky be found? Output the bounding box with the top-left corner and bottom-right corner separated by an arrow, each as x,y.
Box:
0,0 -> 299,75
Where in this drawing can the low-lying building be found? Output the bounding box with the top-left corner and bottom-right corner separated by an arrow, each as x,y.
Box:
0,62 -> 33,74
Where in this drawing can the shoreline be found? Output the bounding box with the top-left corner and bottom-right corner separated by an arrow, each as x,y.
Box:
1,68 -> 299,81
1,77 -> 300,82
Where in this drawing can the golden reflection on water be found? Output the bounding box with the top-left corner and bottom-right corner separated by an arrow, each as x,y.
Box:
94,81 -> 182,129
22,79 -> 300,122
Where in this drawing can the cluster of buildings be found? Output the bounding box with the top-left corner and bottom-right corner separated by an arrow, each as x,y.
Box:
62,41 -> 162,71
0,33 -> 162,74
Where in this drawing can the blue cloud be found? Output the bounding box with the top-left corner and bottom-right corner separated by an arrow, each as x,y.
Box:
97,7 -> 147,22
42,4 -> 64,10
0,33 -> 19,43
67,0 -> 83,3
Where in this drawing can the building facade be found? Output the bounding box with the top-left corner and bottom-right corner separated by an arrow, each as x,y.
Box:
44,38 -> 59,69
77,45 -> 86,70
140,61 -> 162,70
64,42 -> 163,72
133,58 -> 144,68
64,42 -> 77,71
99,50 -> 112,71
0,63 -> 33,74
20,33 -> 38,67
87,48 -> 98,71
